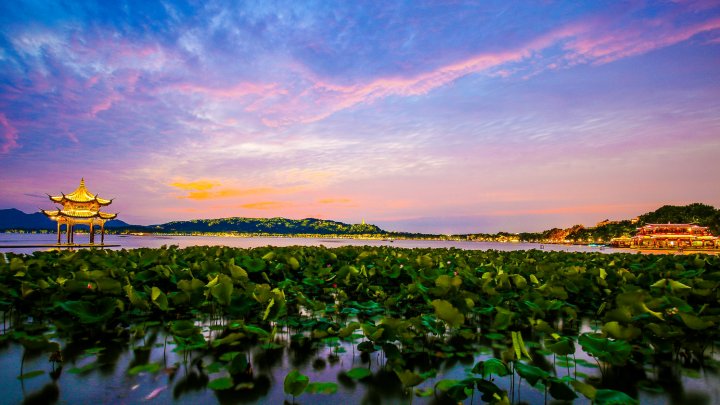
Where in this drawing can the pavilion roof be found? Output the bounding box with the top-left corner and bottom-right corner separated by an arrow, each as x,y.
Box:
49,178 -> 113,205
41,209 -> 118,220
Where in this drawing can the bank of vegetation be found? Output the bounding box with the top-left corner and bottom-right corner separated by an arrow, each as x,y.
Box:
1,245 -> 718,403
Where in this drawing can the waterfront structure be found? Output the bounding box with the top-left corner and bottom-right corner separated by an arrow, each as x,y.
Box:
41,179 -> 118,245
612,223 -> 718,249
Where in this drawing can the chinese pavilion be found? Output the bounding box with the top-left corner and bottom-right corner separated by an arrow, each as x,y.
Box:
612,223 -> 718,249
41,179 -> 118,245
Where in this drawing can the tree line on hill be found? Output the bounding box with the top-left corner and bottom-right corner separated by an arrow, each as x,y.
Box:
149,217 -> 384,235
511,203 -> 720,243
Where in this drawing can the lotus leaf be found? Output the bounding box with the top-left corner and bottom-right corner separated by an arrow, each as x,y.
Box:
170,320 -> 200,338
128,362 -> 161,375
287,256 -> 300,270
511,331 -> 531,360
446,383 -> 473,401
151,287 -> 169,311
415,387 -> 434,397
228,353 -> 249,375
57,298 -> 117,324
578,333 -> 631,366
305,382 -> 338,394
431,299 -> 464,328
476,379 -> 505,402
244,324 -> 270,338
472,358 -> 510,378
124,285 -> 150,310
548,336 -> 575,356
209,274 -> 233,306
514,361 -> 549,386
602,322 -> 641,340
395,369 -> 425,387
492,307 -> 514,330
548,377 -> 577,400
357,341 -> 378,353
242,256 -> 266,272
212,333 -> 244,347
68,362 -> 99,374
570,380 -> 597,399
346,367 -> 372,379
678,312 -> 714,330
594,388 -> 639,404
435,379 -> 460,392
208,377 -> 234,391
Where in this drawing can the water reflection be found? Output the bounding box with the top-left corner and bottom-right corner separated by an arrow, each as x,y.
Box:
22,382 -> 59,405
1,318 -> 719,404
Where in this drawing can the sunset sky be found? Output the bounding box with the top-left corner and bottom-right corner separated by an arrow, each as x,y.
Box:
1,1 -> 719,233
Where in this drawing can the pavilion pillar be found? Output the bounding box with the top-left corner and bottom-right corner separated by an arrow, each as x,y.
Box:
90,223 -> 95,244
66,224 -> 71,244
101,223 -> 105,245
57,222 -> 61,244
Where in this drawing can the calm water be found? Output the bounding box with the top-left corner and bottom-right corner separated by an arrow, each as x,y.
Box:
0,232 -> 621,255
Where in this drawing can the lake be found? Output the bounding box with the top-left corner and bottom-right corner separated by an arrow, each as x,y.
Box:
0,232 -> 620,255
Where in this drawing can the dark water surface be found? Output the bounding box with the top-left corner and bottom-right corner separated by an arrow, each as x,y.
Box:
2,318 -> 719,405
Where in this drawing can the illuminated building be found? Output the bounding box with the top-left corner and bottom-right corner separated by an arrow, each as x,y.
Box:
611,223 -> 718,249
41,179 -> 118,245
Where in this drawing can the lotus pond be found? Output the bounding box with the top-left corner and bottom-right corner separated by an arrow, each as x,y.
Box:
1,245 -> 719,404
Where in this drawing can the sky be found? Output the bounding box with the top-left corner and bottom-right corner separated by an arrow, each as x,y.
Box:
1,1 -> 719,234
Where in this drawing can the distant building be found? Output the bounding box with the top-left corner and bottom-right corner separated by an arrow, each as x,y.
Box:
611,223 -> 718,249
41,179 -> 118,244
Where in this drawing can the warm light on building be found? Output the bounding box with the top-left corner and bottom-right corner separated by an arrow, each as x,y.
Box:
40,178 -> 118,245
611,223 -> 718,250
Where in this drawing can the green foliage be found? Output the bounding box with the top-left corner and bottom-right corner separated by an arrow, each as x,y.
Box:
283,369 -> 309,397
208,377 -> 234,391
128,363 -> 161,375
152,217 -> 386,235
305,382 -> 338,394
579,334 -> 632,366
431,299 -> 464,328
1,244 -> 719,402
639,203 -> 720,234
346,367 -> 372,380
472,358 -> 510,378
595,388 -> 640,405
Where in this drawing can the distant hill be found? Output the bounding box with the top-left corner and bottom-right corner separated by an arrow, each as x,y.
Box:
150,217 -> 385,235
638,203 -> 720,233
513,203 -> 720,242
0,208 -> 129,231
0,208 -> 55,230
0,209 -> 385,236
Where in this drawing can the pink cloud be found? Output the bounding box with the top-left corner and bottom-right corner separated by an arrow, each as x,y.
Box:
564,17 -> 720,65
89,93 -> 122,117
255,12 -> 718,127
169,81 -> 283,99
0,113 -> 19,153
487,203 -> 647,217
